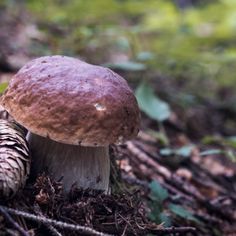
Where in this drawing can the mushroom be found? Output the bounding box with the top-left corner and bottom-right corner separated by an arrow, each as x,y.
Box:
1,56 -> 140,193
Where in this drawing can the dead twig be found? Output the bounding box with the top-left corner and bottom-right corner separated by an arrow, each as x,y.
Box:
45,225 -> 63,236
33,203 -> 62,236
0,205 -> 113,236
150,226 -> 197,234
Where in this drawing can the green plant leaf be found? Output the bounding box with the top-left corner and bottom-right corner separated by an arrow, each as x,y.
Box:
200,149 -> 223,156
169,204 -> 200,223
160,213 -> 172,227
176,145 -> 195,157
160,145 -> 194,158
201,135 -> 222,145
137,51 -> 155,61
148,202 -> 171,226
225,150 -> 236,162
0,82 -> 8,94
104,61 -> 146,71
148,203 -> 162,223
135,82 -> 171,122
160,148 -> 173,156
202,136 -> 236,149
149,180 -> 168,202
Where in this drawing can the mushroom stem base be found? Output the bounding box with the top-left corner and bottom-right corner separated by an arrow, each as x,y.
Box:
27,132 -> 110,193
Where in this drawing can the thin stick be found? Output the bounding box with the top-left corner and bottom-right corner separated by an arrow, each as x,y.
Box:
0,205 -> 113,236
34,204 -> 62,236
0,206 -> 30,236
150,226 -> 197,234
45,225 -> 62,236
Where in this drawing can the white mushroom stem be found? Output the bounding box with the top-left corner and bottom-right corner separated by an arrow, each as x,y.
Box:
27,132 -> 110,193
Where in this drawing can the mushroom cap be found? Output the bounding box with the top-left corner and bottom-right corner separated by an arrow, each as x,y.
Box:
1,56 -> 140,146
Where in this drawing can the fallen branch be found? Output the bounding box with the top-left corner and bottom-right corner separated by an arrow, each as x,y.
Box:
0,205 -> 113,236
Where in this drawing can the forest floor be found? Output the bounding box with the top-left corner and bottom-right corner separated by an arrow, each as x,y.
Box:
1,102 -> 236,236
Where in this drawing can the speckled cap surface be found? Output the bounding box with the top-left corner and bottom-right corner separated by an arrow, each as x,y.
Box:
1,56 -> 140,146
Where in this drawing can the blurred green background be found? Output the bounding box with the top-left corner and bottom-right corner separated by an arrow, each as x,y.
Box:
1,0 -> 236,134
26,0 -> 236,89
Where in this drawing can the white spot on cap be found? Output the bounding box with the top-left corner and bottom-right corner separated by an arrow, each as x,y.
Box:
94,103 -> 106,111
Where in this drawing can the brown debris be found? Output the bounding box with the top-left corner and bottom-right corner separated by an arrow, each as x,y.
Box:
119,132 -> 236,235
0,174 -> 164,236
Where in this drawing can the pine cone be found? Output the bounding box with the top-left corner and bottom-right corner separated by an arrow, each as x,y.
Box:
0,119 -> 30,198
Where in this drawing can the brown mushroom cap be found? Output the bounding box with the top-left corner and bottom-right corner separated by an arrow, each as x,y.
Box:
1,56 -> 140,146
